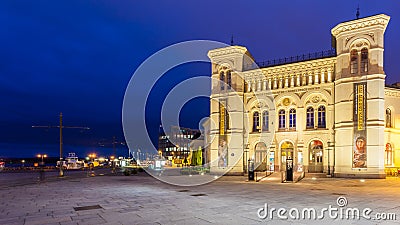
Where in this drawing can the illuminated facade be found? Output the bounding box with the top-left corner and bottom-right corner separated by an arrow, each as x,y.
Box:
207,14 -> 400,178
158,126 -> 201,160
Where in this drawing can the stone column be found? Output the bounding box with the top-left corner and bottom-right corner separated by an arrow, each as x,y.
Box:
327,69 -> 332,82
285,76 -> 289,88
290,76 -> 295,87
314,71 -> 319,84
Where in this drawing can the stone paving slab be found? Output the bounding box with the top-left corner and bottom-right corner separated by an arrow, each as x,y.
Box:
0,172 -> 399,224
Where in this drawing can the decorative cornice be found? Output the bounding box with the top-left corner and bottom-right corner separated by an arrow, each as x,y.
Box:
385,89 -> 400,98
331,14 -> 390,37
242,57 -> 335,80
208,46 -> 248,59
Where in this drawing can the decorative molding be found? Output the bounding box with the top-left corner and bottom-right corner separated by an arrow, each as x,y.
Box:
385,90 -> 400,98
208,46 -> 248,58
345,35 -> 355,46
367,32 -> 375,42
331,14 -> 390,37
283,98 -> 290,106
311,95 -> 321,103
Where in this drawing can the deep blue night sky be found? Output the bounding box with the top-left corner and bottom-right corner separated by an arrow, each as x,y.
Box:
1,1 -> 399,158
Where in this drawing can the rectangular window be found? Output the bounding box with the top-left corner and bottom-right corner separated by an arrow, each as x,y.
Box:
317,106 -> 326,128
262,111 -> 269,132
278,110 -> 286,130
289,109 -> 296,130
306,108 -> 314,129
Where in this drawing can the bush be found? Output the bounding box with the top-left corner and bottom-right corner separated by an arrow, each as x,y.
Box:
123,170 -> 131,176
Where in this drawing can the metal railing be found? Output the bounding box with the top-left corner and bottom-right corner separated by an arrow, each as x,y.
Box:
245,49 -> 336,70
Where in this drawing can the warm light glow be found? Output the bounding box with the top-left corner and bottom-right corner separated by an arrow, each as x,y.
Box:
360,179 -> 365,182
311,177 -> 317,180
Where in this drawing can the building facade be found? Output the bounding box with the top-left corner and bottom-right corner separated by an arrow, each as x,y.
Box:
207,14 -> 400,178
158,126 -> 201,163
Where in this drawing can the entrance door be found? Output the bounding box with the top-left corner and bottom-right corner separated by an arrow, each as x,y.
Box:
309,140 -> 323,173
255,142 -> 268,171
281,141 -> 294,171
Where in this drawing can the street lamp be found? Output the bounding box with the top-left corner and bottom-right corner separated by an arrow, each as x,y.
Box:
110,156 -> 115,173
327,141 -> 334,176
37,154 -> 47,165
88,153 -> 96,162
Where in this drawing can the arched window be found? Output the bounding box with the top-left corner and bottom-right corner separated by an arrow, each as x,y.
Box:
253,111 -> 260,132
289,108 -> 296,130
317,106 -> 326,128
306,107 -> 314,129
386,108 -> 392,128
226,71 -> 232,90
262,111 -> 269,132
361,48 -> 368,73
220,71 -> 225,90
350,49 -> 358,74
278,109 -> 286,130
385,143 -> 393,166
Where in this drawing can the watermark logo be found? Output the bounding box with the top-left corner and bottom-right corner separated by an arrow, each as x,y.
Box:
257,196 -> 396,221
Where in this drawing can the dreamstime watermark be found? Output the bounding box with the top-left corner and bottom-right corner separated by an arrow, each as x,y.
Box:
257,196 -> 397,221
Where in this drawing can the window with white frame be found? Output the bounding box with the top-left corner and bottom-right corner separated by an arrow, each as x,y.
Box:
289,108 -> 296,130
317,106 -> 326,128
278,109 -> 286,130
262,111 -> 269,132
306,107 -> 314,129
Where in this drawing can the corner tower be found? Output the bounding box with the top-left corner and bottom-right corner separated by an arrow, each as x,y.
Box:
207,46 -> 252,175
332,14 -> 390,178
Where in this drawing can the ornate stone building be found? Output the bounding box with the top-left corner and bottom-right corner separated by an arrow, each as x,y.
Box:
207,14 -> 400,178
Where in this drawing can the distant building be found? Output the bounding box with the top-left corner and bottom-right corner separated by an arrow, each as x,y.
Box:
158,126 -> 201,162
207,14 -> 400,178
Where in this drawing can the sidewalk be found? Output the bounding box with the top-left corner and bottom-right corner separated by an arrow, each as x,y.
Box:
0,172 -> 399,224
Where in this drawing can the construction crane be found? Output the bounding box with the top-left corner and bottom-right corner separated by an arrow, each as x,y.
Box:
32,112 -> 90,177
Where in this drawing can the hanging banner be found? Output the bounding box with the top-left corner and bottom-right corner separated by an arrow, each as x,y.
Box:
218,101 -> 228,168
353,82 -> 367,168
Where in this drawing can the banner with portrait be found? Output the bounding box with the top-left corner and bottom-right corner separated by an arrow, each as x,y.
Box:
353,82 -> 367,168
218,101 -> 228,168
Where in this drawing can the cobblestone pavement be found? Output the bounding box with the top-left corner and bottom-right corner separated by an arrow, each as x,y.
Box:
0,171 -> 399,225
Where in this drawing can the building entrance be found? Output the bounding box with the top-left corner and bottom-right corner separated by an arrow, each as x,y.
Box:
281,141 -> 294,172
255,142 -> 268,171
309,140 -> 323,173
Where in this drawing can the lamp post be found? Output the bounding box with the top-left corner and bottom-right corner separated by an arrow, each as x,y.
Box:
37,154 -> 47,165
110,156 -> 115,173
327,142 -> 334,176
37,154 -> 47,181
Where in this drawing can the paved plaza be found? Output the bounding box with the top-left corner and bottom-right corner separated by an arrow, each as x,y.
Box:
0,170 -> 399,225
